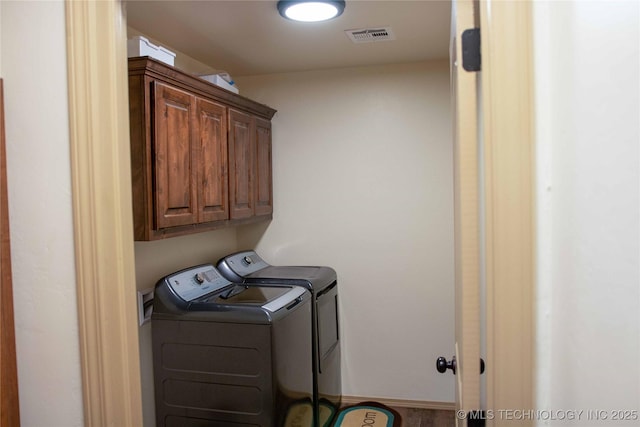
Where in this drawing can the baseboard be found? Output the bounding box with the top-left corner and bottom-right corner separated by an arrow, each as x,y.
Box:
340,395 -> 455,411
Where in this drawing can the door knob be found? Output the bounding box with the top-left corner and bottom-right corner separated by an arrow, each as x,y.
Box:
436,356 -> 456,374
436,356 -> 486,375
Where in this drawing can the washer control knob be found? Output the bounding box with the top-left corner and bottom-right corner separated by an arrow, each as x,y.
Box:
194,272 -> 205,284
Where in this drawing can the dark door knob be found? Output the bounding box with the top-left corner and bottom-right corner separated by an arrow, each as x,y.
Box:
436,356 -> 486,375
436,356 -> 456,374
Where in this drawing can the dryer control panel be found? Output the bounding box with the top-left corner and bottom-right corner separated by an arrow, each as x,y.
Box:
218,250 -> 270,279
164,264 -> 231,302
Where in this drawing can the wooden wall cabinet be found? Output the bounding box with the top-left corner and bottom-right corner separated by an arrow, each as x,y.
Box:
228,110 -> 274,220
128,57 -> 276,240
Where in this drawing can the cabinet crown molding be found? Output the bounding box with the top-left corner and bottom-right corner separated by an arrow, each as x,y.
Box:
128,56 -> 276,120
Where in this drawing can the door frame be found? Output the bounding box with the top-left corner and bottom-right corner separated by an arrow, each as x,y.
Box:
66,1 -> 143,425
65,0 -> 535,424
480,0 -> 535,422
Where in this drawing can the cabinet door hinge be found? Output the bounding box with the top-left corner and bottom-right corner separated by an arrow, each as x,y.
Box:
462,28 -> 481,72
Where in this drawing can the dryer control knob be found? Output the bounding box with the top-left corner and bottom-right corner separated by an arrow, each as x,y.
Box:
194,273 -> 205,284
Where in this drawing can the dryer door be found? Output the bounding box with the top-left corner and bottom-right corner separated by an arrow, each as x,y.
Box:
316,280 -> 341,408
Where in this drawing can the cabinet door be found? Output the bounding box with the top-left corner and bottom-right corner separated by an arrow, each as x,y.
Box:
196,98 -> 229,222
254,118 -> 273,217
228,109 -> 254,219
153,82 -> 197,228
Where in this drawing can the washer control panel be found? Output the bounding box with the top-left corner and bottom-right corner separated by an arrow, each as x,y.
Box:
164,264 -> 231,302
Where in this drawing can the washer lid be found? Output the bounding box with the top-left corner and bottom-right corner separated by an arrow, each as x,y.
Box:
158,264 -> 307,313
203,285 -> 307,312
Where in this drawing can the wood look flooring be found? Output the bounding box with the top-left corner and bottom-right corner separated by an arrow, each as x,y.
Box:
389,407 -> 455,427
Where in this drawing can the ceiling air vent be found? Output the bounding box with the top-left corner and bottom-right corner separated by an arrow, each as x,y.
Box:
345,27 -> 395,44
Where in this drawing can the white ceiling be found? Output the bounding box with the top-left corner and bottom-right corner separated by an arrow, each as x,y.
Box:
125,0 -> 451,77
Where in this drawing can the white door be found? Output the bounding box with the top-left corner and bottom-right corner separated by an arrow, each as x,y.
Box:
440,0 -> 482,425
444,2 -> 537,425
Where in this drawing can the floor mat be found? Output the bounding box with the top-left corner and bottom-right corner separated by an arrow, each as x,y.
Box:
333,402 -> 401,427
284,400 -> 337,427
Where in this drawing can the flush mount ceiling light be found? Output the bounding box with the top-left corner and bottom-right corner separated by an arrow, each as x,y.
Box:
277,1 -> 346,22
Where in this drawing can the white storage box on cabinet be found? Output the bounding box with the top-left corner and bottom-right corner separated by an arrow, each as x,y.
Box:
127,36 -> 176,66
200,74 -> 240,94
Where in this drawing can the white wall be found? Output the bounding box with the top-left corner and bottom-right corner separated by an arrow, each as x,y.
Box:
236,61 -> 455,403
534,1 -> 640,423
0,1 -> 84,426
